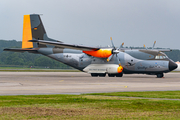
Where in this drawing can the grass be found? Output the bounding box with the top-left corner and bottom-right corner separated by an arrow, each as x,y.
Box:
86,91 -> 180,99
0,92 -> 180,119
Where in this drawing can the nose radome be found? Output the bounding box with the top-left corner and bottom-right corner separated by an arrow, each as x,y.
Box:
169,60 -> 178,71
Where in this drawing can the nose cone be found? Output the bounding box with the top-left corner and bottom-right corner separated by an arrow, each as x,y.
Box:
169,60 -> 178,71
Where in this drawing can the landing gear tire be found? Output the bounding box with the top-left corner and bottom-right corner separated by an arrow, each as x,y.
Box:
99,73 -> 106,77
91,73 -> 98,77
108,74 -> 115,77
116,73 -> 123,77
156,73 -> 164,78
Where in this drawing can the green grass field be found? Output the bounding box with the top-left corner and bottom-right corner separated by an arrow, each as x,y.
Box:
1,91 -> 180,119
86,91 -> 180,99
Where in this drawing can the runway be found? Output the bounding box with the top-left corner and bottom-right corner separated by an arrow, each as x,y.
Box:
0,72 -> 180,95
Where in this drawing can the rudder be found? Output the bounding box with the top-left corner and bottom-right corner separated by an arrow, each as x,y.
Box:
22,15 -> 33,48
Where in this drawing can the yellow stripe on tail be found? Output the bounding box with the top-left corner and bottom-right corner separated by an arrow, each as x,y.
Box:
22,15 -> 33,48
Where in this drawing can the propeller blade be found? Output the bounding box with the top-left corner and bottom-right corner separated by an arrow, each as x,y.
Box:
110,37 -> 112,40
116,54 -> 123,73
143,44 -> 147,50
152,41 -> 156,49
107,54 -> 113,62
110,37 -> 115,49
119,42 -> 124,49
115,54 -> 120,64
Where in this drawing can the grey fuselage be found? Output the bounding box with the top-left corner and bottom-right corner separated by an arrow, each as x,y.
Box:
35,47 -> 176,75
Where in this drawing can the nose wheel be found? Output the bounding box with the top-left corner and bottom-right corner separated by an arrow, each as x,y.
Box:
156,73 -> 164,78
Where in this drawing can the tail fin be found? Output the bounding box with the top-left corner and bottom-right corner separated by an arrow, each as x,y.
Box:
22,14 -> 59,48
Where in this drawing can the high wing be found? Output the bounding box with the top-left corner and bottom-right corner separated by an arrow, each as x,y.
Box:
152,49 -> 172,52
29,40 -> 100,51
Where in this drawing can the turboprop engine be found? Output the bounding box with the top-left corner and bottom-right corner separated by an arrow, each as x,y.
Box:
83,49 -> 112,58
83,37 -> 124,74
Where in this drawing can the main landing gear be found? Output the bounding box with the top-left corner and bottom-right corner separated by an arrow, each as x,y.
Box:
91,73 -> 106,77
108,73 -> 123,77
156,73 -> 164,78
91,73 -> 123,77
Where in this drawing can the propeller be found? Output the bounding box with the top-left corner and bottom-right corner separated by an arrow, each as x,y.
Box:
108,37 -> 123,73
143,41 -> 156,50
107,37 -> 124,62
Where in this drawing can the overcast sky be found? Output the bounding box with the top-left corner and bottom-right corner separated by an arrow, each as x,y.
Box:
0,0 -> 180,49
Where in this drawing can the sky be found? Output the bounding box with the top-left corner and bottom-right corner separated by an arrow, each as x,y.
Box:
0,0 -> 180,49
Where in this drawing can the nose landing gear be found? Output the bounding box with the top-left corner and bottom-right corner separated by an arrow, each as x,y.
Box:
156,73 -> 164,78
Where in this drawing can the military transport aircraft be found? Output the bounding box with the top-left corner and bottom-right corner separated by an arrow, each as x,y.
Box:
4,14 -> 177,78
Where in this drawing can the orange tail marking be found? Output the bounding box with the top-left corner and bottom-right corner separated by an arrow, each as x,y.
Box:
22,15 -> 33,48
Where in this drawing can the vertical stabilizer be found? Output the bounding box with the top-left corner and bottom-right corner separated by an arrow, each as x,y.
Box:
22,14 -> 59,49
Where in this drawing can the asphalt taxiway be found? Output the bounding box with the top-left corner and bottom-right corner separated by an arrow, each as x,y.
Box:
0,72 -> 180,95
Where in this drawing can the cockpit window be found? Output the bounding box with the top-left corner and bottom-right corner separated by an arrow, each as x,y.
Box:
155,55 -> 168,59
155,56 -> 159,59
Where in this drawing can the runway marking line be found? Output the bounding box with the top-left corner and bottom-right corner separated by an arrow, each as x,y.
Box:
59,80 -> 64,82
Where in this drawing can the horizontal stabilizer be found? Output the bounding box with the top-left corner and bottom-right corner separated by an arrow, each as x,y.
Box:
4,48 -> 38,53
29,40 -> 100,51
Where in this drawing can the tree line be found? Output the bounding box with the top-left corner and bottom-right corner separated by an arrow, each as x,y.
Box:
0,40 -> 71,69
0,40 -> 180,69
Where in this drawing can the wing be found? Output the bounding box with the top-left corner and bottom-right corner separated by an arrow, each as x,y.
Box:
4,48 -> 38,53
29,40 -> 100,51
152,49 -> 172,52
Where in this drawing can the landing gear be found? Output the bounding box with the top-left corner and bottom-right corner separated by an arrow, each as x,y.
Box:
91,73 -> 98,77
108,73 -> 123,77
99,73 -> 106,77
108,74 -> 115,77
91,73 -> 106,77
91,73 -> 123,77
116,73 -> 123,77
156,73 -> 164,78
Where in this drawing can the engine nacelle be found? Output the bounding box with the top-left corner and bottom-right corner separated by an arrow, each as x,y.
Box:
83,64 -> 123,74
107,65 -> 123,73
83,49 -> 112,58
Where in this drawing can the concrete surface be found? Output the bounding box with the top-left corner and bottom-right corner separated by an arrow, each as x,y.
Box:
0,72 -> 180,95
